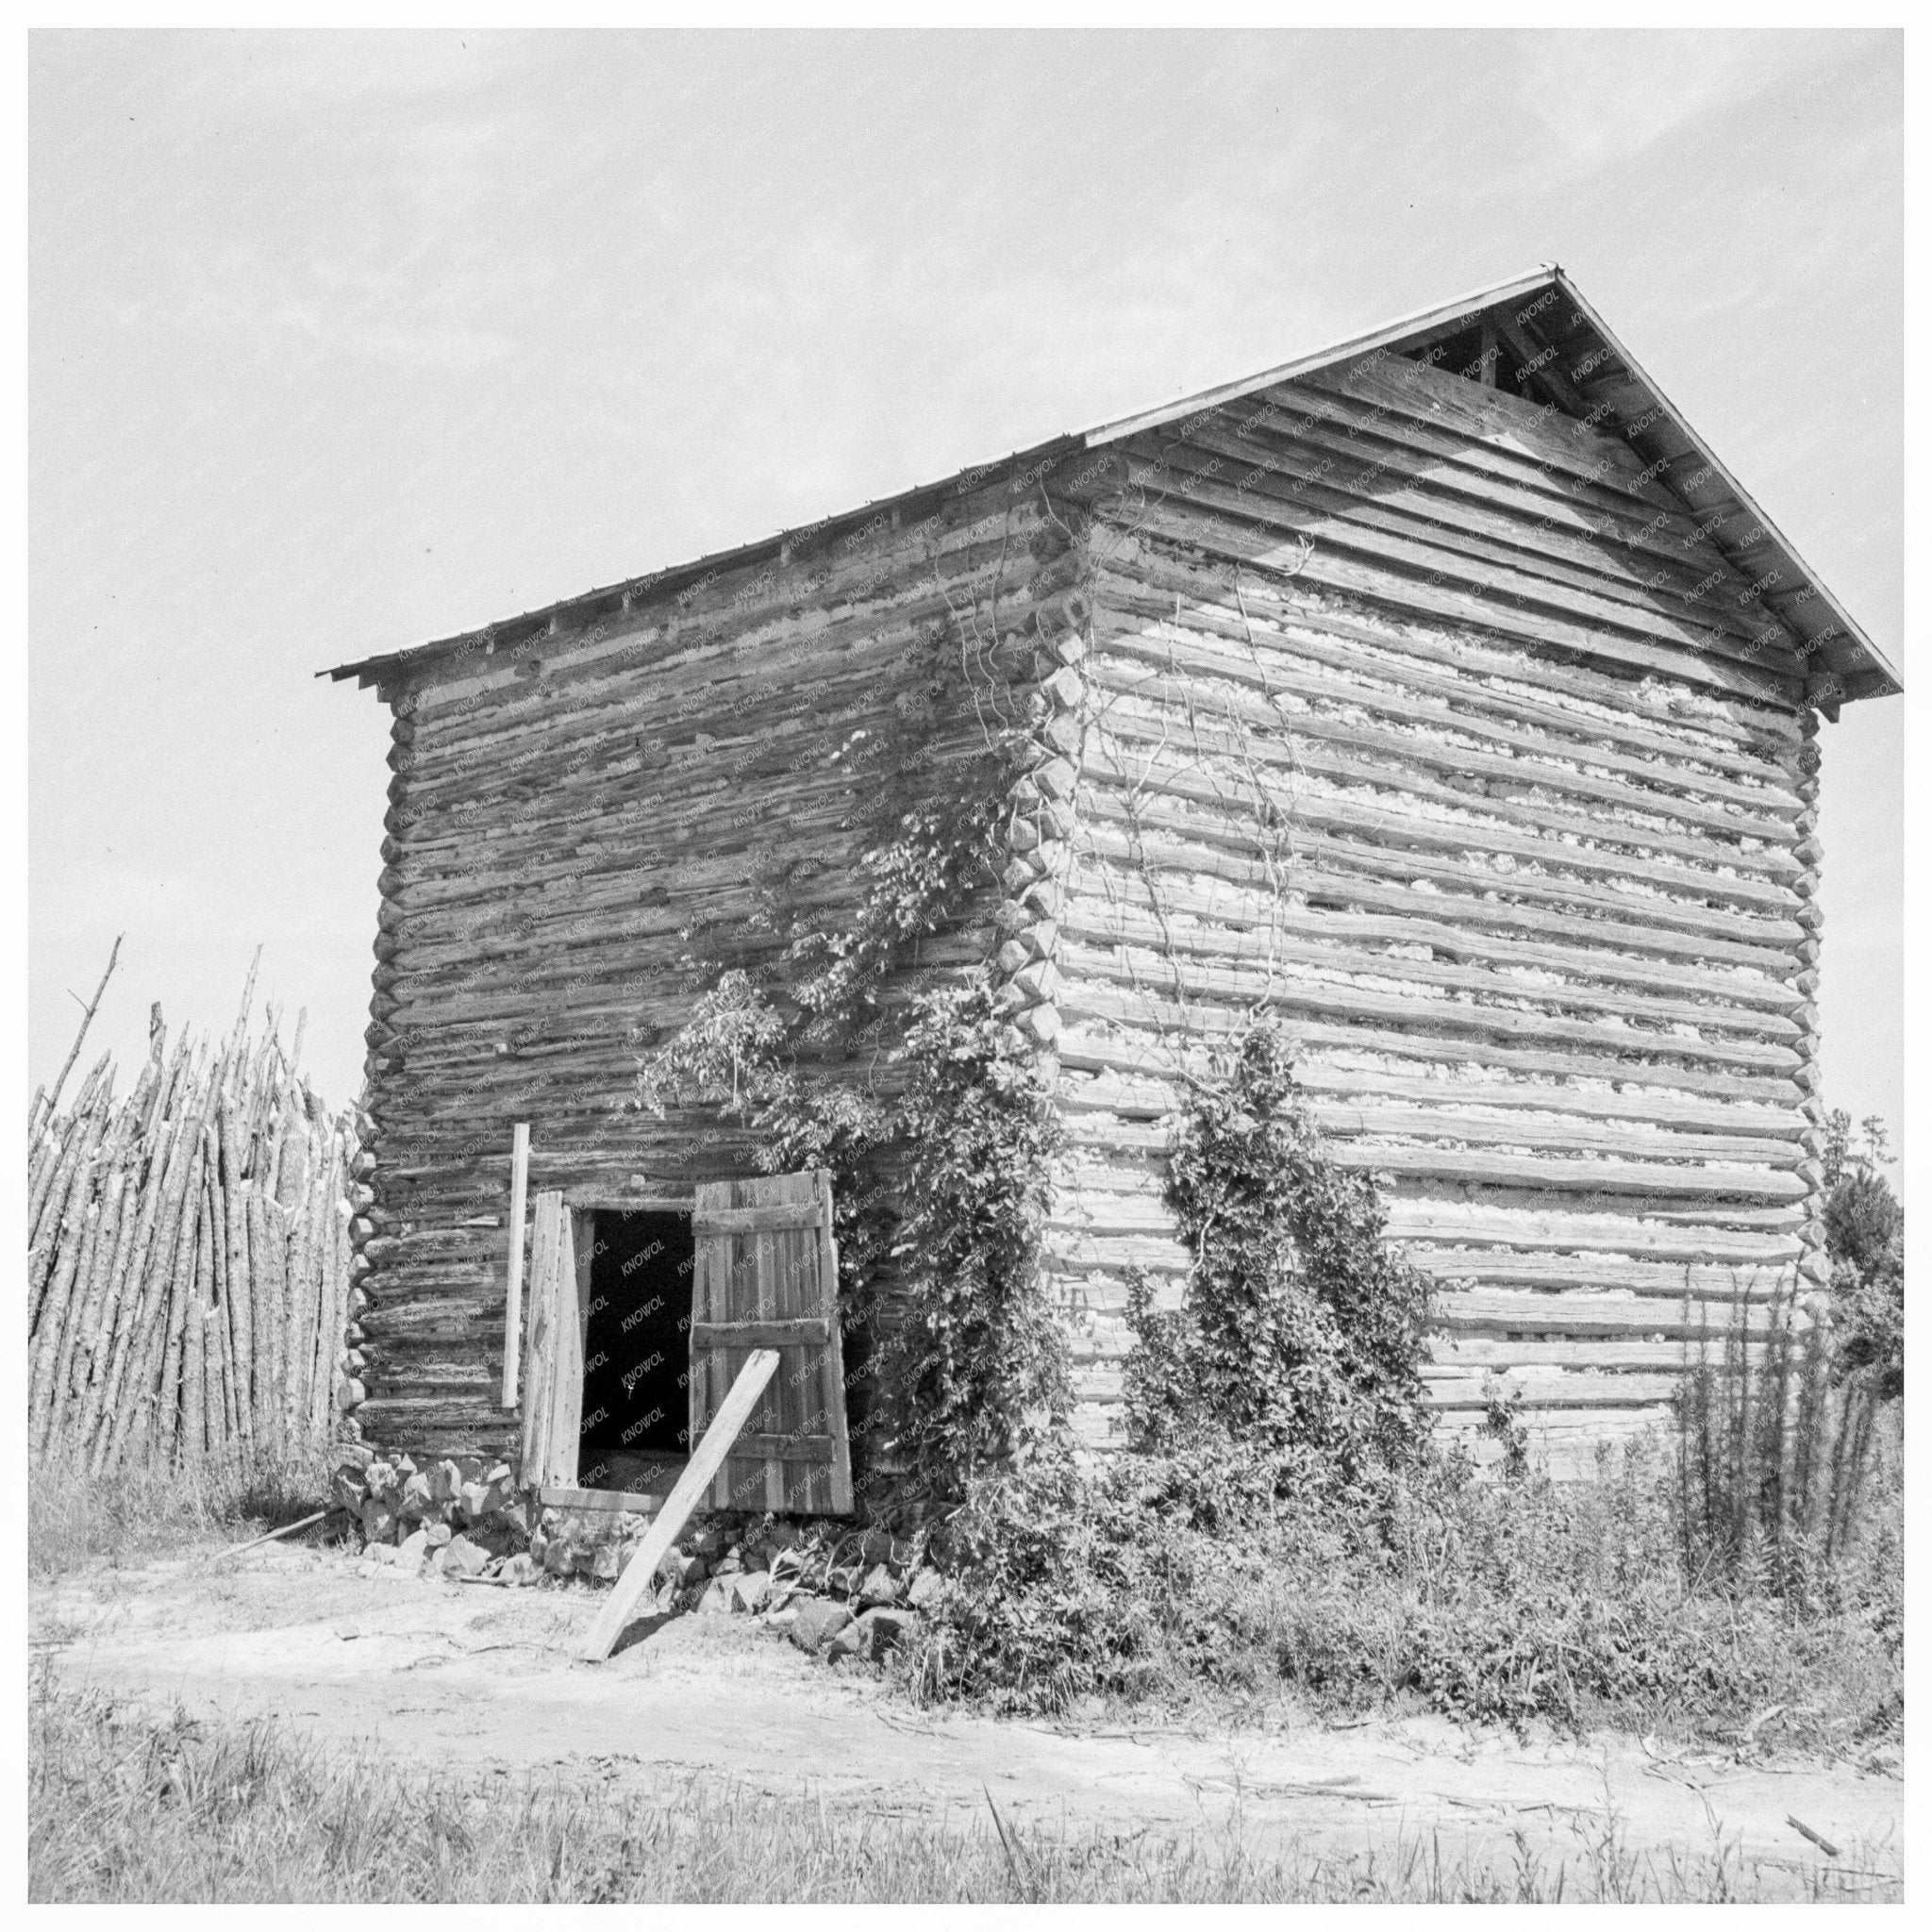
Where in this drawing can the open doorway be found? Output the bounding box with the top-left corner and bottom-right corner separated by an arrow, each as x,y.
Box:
576,1209 -> 693,1495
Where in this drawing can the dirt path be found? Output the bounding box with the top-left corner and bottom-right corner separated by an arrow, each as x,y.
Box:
33,1543 -> 1902,1897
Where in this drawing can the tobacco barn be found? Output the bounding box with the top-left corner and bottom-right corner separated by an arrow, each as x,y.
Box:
326,265 -> 1899,1506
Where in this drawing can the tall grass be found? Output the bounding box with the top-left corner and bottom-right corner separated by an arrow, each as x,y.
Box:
1675,1275 -> 1893,1602
27,1675 -> 1897,1903
27,1447 -> 332,1581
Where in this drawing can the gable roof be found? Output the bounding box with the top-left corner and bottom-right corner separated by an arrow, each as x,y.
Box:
325,264 -> 1898,704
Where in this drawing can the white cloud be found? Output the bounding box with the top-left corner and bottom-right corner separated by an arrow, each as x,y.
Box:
1510,31 -> 1833,171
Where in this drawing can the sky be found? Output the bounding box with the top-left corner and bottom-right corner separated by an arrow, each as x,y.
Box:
29,28 -> 1904,1155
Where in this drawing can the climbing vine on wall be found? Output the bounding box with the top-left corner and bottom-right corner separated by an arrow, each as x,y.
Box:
881,981 -> 1070,1507
1124,1015 -> 1437,1488
632,531 -> 1076,1519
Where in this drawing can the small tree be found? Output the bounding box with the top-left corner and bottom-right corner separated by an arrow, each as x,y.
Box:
1126,1017 -> 1435,1484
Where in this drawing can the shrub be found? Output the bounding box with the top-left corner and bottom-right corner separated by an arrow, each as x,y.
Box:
901,1429 -> 1903,1744
1124,1019 -> 1434,1484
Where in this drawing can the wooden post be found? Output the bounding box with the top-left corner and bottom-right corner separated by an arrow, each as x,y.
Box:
577,1349 -> 780,1662
501,1123 -> 530,1408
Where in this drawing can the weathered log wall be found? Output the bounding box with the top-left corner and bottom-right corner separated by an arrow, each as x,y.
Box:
1039,353 -> 1826,1471
355,345 -> 1840,1481
357,478 -> 1071,1459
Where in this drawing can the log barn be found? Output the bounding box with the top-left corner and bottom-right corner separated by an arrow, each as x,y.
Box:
326,265 -> 1899,1505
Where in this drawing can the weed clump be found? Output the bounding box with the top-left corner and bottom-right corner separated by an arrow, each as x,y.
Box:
898,1021 -> 1903,1747
901,1428 -> 1902,1744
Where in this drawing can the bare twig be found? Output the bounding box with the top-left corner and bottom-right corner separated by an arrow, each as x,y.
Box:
43,935 -> 124,1124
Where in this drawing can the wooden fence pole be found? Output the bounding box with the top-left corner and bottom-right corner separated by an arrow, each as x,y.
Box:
38,933 -> 122,1133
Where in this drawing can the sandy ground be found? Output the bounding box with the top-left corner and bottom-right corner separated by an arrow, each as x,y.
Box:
32,1541 -> 1902,1897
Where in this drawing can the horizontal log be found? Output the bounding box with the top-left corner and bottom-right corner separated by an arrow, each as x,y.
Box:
1054,1054 -> 1803,1139
726,1432 -> 840,1462
1055,1112 -> 1806,1200
1055,984 -> 1802,1105
1091,581 -> 1803,826
1065,845 -> 1795,979
1441,1407 -> 1672,1442
1305,1104 -> 1793,1167
691,1318 -> 831,1349
1422,1369 -> 1686,1409
407,525 -> 1036,722
1090,696 -> 1798,889
1043,1229 -> 1193,1274
1379,1200 -> 1803,1260
1432,1287 -> 1782,1335
1097,530 -> 1798,762
1056,906 -> 1799,1044
1134,431 -> 1803,680
1061,874 -> 1796,1014
1056,949 -> 1798,1074
410,500 -> 1043,726
1053,1142 -> 1811,1243
1084,622 -> 1800,837
1417,1249 -> 1798,1297
1442,1336 -> 1765,1371
1185,406 -> 1787,648
1076,796 -> 1801,959
1316,1141 -> 1804,1202
691,1204 -> 827,1236
1307,358 -> 1683,521
1112,489 -> 1799,710
538,1485 -> 670,1513
570,1191 -> 696,1213
1221,380 -> 1720,579
1079,747 -> 1798,918
1047,1192 -> 1807,1280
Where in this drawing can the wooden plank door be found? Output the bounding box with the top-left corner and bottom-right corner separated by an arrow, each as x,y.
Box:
518,1190 -> 584,1489
690,1169 -> 854,1515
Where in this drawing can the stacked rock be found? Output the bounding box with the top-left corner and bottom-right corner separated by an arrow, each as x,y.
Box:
333,1442 -> 534,1580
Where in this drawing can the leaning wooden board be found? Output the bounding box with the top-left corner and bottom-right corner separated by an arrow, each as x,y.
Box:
577,1348 -> 779,1662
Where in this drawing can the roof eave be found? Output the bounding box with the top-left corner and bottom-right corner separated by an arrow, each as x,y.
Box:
323,263 -> 1899,702
1550,273 -> 1900,697
1075,264 -> 1565,450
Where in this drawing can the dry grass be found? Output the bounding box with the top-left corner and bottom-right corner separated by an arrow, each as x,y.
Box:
27,1448 -> 332,1581
27,1675 -> 1898,1904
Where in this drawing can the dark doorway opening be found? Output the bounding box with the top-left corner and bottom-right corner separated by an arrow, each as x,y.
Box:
578,1210 -> 693,1493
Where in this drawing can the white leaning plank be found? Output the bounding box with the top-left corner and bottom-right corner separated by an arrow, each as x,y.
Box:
576,1348 -> 779,1662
